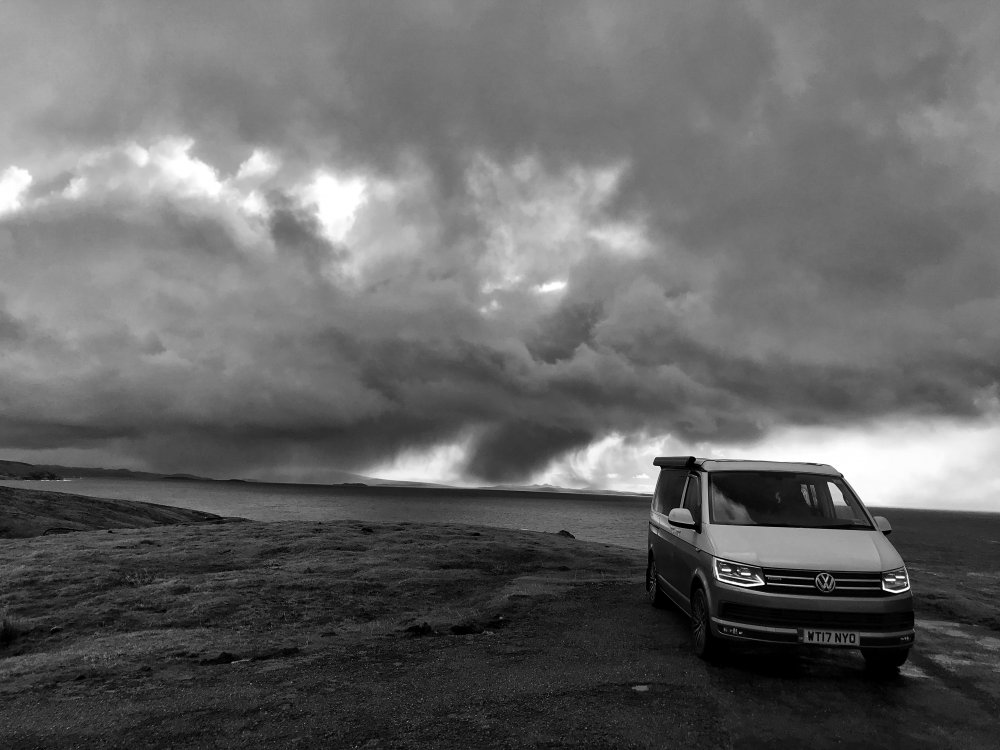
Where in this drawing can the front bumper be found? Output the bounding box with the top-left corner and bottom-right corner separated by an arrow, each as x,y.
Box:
709,584 -> 915,649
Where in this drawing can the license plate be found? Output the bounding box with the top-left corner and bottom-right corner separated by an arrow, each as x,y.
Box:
800,629 -> 859,646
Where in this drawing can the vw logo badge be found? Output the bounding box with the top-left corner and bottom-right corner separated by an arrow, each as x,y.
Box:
815,572 -> 836,593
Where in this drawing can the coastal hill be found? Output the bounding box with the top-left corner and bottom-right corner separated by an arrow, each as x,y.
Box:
0,457 -> 648,498
0,458 -> 425,487
0,484 -> 221,538
0,458 -> 209,482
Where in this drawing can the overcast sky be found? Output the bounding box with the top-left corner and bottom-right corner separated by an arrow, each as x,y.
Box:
1,2 -> 998,509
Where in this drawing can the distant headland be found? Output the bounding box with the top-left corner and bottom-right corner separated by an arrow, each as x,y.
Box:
0,458 -> 648,500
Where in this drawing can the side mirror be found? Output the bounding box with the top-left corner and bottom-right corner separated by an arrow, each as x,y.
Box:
873,515 -> 892,535
667,507 -> 697,530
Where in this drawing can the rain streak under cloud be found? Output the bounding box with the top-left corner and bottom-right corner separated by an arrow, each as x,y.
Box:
1,1 -> 999,508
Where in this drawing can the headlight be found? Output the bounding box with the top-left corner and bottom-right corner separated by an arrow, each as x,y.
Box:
881,566 -> 910,593
714,558 -> 765,588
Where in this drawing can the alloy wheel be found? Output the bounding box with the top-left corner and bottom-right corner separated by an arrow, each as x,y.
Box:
692,591 -> 708,653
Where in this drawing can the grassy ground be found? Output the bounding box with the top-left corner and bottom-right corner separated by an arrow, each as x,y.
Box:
1,492 -> 997,748
877,508 -> 1000,632
0,518 -> 651,748
0,519 -> 637,669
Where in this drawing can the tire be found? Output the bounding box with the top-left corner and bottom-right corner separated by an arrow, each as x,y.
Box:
690,587 -> 720,661
646,557 -> 667,608
862,647 -> 910,673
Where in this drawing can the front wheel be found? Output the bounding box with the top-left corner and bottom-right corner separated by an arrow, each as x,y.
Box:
691,587 -> 720,661
646,557 -> 667,608
862,647 -> 910,673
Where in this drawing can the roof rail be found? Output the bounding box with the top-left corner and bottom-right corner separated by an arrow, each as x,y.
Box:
652,456 -> 698,469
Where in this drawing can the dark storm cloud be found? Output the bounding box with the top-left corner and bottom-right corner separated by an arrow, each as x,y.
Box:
526,301 -> 605,364
1,1 -> 999,482
467,422 -> 595,483
0,297 -> 26,342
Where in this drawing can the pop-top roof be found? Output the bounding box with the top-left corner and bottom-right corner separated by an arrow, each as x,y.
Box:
652,456 -> 840,476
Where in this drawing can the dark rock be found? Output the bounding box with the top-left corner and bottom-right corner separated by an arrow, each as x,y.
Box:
404,622 -> 436,637
483,614 -> 509,629
360,526 -> 375,534
200,651 -> 239,665
252,646 -> 300,661
449,622 -> 484,635
557,530 -> 575,538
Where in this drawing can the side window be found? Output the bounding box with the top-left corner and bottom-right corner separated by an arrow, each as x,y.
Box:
652,470 -> 687,514
651,473 -> 663,513
825,481 -> 865,522
682,475 -> 702,524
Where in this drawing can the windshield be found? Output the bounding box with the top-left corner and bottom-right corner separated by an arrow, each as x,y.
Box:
709,472 -> 873,529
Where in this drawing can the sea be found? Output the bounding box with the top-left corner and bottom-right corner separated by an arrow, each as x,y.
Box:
0,478 -> 653,551
3,477 -> 997,555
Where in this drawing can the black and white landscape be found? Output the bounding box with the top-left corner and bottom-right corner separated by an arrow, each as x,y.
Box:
1,3 -> 999,748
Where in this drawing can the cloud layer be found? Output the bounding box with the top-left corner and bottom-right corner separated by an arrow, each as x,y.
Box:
1,1 -> 999,484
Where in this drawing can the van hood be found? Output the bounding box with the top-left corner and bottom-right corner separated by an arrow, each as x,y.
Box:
705,526 -> 904,571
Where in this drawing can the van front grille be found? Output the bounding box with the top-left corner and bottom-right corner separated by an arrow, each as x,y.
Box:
762,568 -> 886,597
718,603 -> 914,632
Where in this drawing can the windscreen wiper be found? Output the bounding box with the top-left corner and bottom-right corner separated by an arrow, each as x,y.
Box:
810,523 -> 869,529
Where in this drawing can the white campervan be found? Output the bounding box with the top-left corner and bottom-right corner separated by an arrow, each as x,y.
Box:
646,457 -> 914,672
